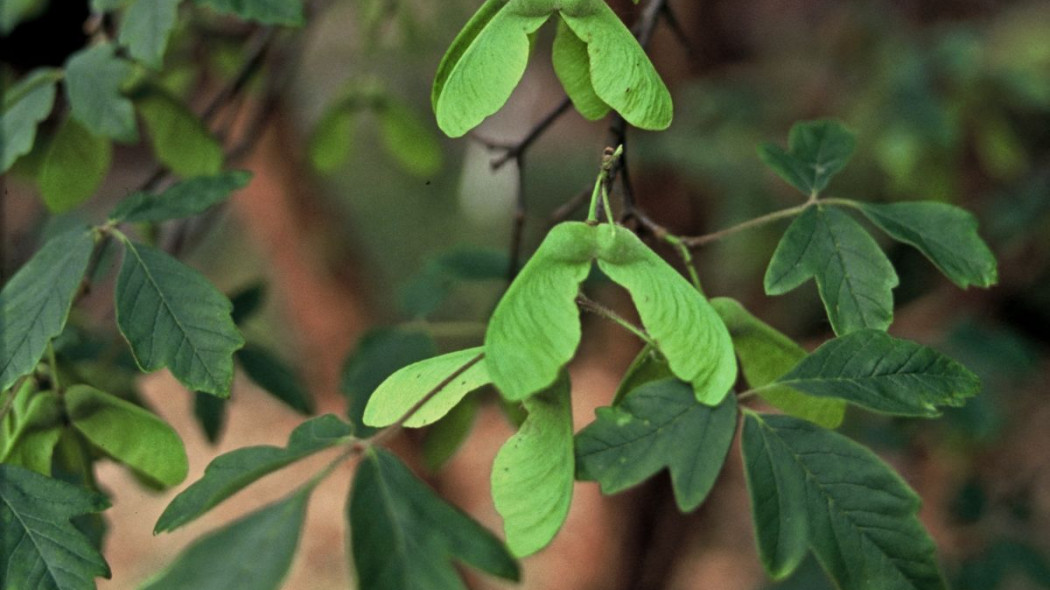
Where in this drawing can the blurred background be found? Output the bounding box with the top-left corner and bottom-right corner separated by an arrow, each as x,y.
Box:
2,0 -> 1050,588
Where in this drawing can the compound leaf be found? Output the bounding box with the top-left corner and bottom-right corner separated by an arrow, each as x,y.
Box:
115,240 -> 244,397
758,120 -> 856,196
772,329 -> 980,417
155,414 -> 352,532
0,229 -> 94,392
742,412 -> 946,589
1,68 -> 60,173
349,448 -> 519,590
237,344 -> 314,415
192,0 -> 303,26
0,464 -> 111,590
64,44 -> 138,142
135,87 -> 224,177
109,170 -> 251,223
38,117 -> 112,212
765,206 -> 898,335
119,0 -> 181,69
575,378 -> 737,512
492,374 -> 574,556
551,17 -> 609,121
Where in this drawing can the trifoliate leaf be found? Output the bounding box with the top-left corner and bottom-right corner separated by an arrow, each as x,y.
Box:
551,16 -> 610,121
758,120 -> 856,196
492,374 -> 574,556
155,414 -> 351,532
115,239 -> 244,397
237,344 -> 314,415
711,297 -> 845,428
742,412 -> 946,589
1,68 -> 60,173
377,99 -> 443,177
109,170 -> 251,223
0,229 -> 95,392
118,0 -> 181,69
38,117 -> 112,212
192,0 -> 303,26
0,464 -> 111,590
64,44 -> 138,142
771,329 -> 980,417
851,201 -> 998,289
0,389 -> 63,475
135,87 -> 224,177
575,378 -> 737,512
350,448 -> 520,590
65,384 -> 188,487
765,206 -> 898,335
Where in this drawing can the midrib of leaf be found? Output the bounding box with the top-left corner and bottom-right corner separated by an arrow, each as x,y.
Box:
822,210 -> 872,326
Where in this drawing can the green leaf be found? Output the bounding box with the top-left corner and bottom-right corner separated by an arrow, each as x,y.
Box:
741,412 -> 946,589
764,206 -> 898,335
423,395 -> 479,471
65,384 -> 188,487
377,98 -> 443,177
64,44 -> 138,142
115,239 -> 245,397
710,297 -> 845,428
38,117 -> 112,212
575,378 -> 738,512
851,201 -> 998,289
309,103 -> 355,173
0,389 -> 64,475
1,68 -> 60,173
363,347 -> 489,428
193,391 -> 226,443
771,329 -> 980,417
154,414 -> 351,532
350,448 -> 520,590
551,16 -> 610,121
611,344 -> 672,405
109,170 -> 252,223
0,0 -> 46,34
485,222 -> 595,401
758,120 -> 856,196
0,229 -> 95,392
0,464 -> 111,590
118,0 -> 181,69
237,344 -> 314,415
135,87 -> 224,177
596,224 -> 736,404
144,486 -> 310,590
192,0 -> 303,26
340,328 -> 437,436
492,374 -> 574,556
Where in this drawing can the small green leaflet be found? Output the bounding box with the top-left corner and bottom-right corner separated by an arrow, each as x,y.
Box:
64,44 -> 138,143
765,206 -> 898,335
38,117 -> 112,213
770,329 -> 980,417
192,0 -> 303,26
155,414 -> 352,532
237,344 -> 314,414
135,87 -> 224,177
0,464 -> 111,590
377,98 -> 443,177
758,119 -> 856,196
0,0 -> 43,34
309,102 -> 356,172
611,344 -> 671,405
115,239 -> 244,397
363,347 -> 489,428
1,68 -> 60,173
0,229 -> 95,392
423,395 -> 479,471
144,486 -> 311,590
741,412 -> 946,589
118,0 -> 181,69
710,297 -> 845,428
65,384 -> 189,487
492,375 -> 574,556
850,201 -> 998,289
552,17 -> 609,120
575,378 -> 737,512
0,388 -> 64,475
350,448 -> 520,590
109,170 -> 251,223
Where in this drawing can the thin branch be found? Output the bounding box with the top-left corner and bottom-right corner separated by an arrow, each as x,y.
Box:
659,2 -> 699,60
507,154 -> 527,281
489,97 -> 573,170
576,294 -> 654,345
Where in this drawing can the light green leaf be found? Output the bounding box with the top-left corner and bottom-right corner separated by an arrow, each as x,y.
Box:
363,347 -> 489,428
38,117 -> 112,212
154,414 -> 351,532
119,0 -> 181,69
596,225 -> 736,404
0,229 -> 95,392
575,378 -> 737,512
136,87 -> 224,177
0,464 -> 111,590
742,412 -> 946,589
109,170 -> 251,223
492,374 -> 574,556
1,68 -> 60,173
551,16 -> 610,121
0,389 -> 64,475
485,222 -> 596,401
771,329 -> 980,417
758,120 -> 856,196
115,239 -> 244,396
851,201 -> 998,289
144,486 -> 310,590
423,395 -> 479,471
237,344 -> 314,415
764,206 -> 898,335
350,448 -> 520,590
377,99 -> 443,177
192,0 -> 303,25
309,103 -> 355,173
710,297 -> 845,428
65,384 -> 188,487
64,44 -> 138,142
